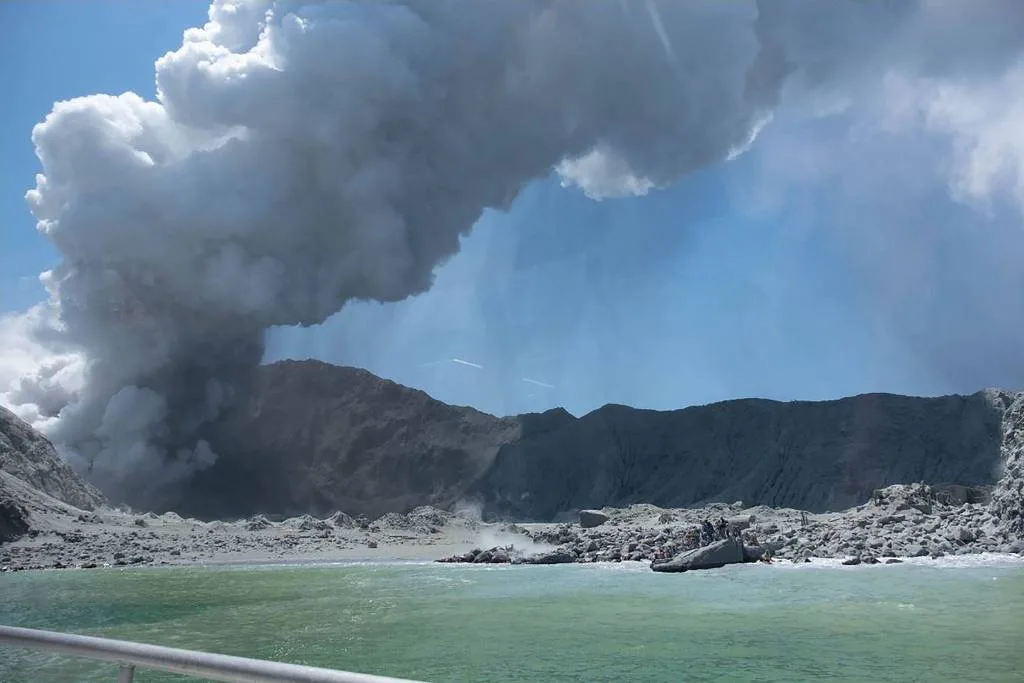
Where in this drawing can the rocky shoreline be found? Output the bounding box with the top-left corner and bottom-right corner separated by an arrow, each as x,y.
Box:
3,479 -> 1021,573
4,376 -> 1022,574
436,483 -> 1023,570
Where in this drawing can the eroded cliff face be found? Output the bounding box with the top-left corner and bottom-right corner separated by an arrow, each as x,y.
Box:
16,359 -> 1017,523
174,360 -> 523,519
0,406 -> 105,511
1,406 -> 106,544
990,392 -> 1024,534
166,362 -> 1020,521
475,390 -> 1016,520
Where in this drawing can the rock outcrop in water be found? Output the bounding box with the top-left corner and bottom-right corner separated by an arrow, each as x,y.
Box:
650,538 -> 747,572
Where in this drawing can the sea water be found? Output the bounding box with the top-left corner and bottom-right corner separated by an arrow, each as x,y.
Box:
2,556 -> 1023,682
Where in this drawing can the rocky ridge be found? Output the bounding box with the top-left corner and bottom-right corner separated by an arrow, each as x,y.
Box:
475,389 -> 1015,520
3,363 -> 1020,526
2,361 -> 1023,572
169,363 -> 1020,521
989,392 -> 1024,536
1,406 -> 104,511
179,361 -> 522,519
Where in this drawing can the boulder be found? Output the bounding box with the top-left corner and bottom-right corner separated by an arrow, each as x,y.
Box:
1001,540 -> 1024,554
727,515 -> 755,534
651,538 -> 745,573
437,549 -> 481,563
407,506 -> 452,529
0,496 -> 30,544
871,483 -> 935,515
741,543 -> 776,563
327,511 -> 356,528
245,514 -> 272,531
932,484 -> 992,506
524,549 -> 576,564
296,515 -> 332,532
579,509 -> 610,528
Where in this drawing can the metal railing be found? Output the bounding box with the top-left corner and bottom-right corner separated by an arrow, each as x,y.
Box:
0,624 -> 427,683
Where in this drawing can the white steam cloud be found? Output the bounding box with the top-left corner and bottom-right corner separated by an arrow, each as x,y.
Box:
3,0 -> 1023,506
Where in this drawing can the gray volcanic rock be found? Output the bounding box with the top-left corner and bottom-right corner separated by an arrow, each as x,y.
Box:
181,361 -> 522,519
579,509 -> 610,528
245,514 -> 272,531
86,360 -> 1022,525
478,390 -> 1014,519
0,406 -> 104,511
0,490 -> 30,543
742,543 -> 776,563
651,538 -> 746,572
990,393 -> 1024,536
728,515 -> 755,534
0,468 -> 102,550
931,483 -> 991,506
524,548 -> 576,565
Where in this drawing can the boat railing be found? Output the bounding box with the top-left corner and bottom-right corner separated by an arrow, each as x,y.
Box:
0,624 -> 427,683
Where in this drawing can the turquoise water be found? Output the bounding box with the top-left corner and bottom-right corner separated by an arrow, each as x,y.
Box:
2,558 -> 1023,682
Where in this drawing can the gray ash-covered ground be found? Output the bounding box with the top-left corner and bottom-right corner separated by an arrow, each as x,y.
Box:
2,482 -> 1021,572
438,483 -> 1023,567
0,503 -> 484,572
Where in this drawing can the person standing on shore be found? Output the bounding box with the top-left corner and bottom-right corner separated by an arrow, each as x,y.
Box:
701,519 -> 715,545
716,517 -> 729,540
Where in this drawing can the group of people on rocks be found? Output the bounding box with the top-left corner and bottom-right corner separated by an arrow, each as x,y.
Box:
654,516 -> 735,561
700,517 -> 731,544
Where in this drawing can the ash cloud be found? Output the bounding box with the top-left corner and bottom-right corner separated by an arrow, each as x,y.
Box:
4,0 -> 1024,505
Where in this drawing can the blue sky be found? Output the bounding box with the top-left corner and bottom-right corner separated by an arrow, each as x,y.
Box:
0,1 -> 209,312
3,1 -> 1020,419
263,143 -> 958,415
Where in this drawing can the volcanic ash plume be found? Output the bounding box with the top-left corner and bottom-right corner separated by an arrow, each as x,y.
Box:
4,0 -> 1019,504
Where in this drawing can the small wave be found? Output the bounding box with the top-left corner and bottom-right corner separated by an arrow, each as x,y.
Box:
580,560 -> 652,574
899,552 -> 1024,569
871,601 -> 919,610
765,552 -> 1024,570
222,558 -> 439,571
197,553 -> 1024,575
